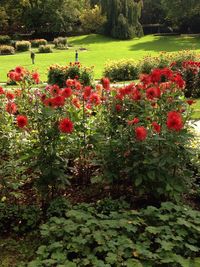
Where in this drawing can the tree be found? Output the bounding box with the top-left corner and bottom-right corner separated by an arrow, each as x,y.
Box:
80,4 -> 107,33
91,0 -> 143,39
161,0 -> 200,32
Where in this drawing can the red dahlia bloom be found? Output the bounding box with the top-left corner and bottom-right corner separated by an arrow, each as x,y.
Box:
152,121 -> 161,133
59,118 -> 73,133
32,72 -> 40,84
52,96 -> 65,107
115,104 -> 122,112
89,93 -> 101,106
17,115 -> 28,128
50,85 -> 60,96
101,77 -> 110,91
62,87 -> 72,98
0,86 -> 4,95
166,111 -> 183,131
128,118 -> 140,125
146,87 -> 160,100
66,79 -> 74,87
135,126 -> 147,141
15,66 -> 24,74
83,86 -> 92,99
6,92 -> 15,100
187,99 -> 196,105
72,98 -> 81,108
6,102 -> 17,114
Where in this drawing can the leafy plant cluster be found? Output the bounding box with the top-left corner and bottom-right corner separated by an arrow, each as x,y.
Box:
28,201 -> 200,267
48,62 -> 94,87
0,203 -> 41,235
30,39 -> 48,48
0,45 -> 15,55
104,50 -> 200,98
38,45 -> 53,53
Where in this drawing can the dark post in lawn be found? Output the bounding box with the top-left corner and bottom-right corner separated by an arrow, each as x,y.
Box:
31,51 -> 35,64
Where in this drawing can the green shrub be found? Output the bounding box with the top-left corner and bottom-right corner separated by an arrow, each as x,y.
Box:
104,59 -> 139,81
53,36 -> 68,48
0,35 -> 11,45
0,203 -> 42,235
28,201 -> 200,267
48,62 -> 94,87
0,45 -> 15,55
16,41 -> 31,51
46,197 -> 72,218
38,45 -> 53,53
31,39 -> 48,47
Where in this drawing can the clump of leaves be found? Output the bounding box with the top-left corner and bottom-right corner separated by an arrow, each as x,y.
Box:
28,201 -> 200,267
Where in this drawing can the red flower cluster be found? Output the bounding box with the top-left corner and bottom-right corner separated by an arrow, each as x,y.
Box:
166,111 -> 183,132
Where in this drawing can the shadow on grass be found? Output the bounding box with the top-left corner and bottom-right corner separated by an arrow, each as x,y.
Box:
69,34 -> 119,46
130,36 -> 200,52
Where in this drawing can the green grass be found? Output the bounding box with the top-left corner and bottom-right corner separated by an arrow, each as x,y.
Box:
1,34 -> 200,82
192,99 -> 200,120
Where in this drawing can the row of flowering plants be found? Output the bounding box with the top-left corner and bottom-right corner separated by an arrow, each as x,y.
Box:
0,65 -> 197,204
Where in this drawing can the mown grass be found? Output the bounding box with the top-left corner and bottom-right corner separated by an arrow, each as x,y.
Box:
192,99 -> 200,120
1,34 -> 200,81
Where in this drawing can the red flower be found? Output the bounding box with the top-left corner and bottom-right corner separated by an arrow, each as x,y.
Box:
101,77 -> 110,91
187,99 -> 196,105
152,121 -> 161,133
89,93 -> 101,106
72,98 -> 81,108
6,92 -> 15,100
66,79 -> 74,87
59,118 -> 73,133
83,86 -> 92,99
128,118 -> 140,125
52,96 -> 65,107
32,72 -> 40,84
166,111 -> 183,131
131,88 -> 141,101
135,126 -> 147,141
115,104 -> 122,112
17,115 -> 28,128
62,87 -> 72,98
146,87 -> 160,100
50,85 -> 60,96
15,66 -> 24,74
0,86 -> 4,95
6,102 -> 17,114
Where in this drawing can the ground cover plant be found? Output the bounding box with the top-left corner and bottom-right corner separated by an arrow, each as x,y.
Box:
0,34 -> 200,81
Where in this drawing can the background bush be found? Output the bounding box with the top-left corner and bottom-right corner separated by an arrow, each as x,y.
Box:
0,35 -> 11,45
48,63 -> 94,87
104,59 -> 139,81
16,41 -> 31,52
31,39 -> 47,47
0,45 -> 15,55
53,37 -> 68,48
38,45 -> 53,53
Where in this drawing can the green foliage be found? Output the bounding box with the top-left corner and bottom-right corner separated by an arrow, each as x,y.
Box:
0,45 -> 15,55
0,35 -> 11,45
28,201 -> 200,267
31,39 -> 48,48
0,203 -> 41,235
15,41 -> 31,52
104,59 -> 139,81
38,45 -> 53,53
46,197 -> 72,218
48,63 -> 94,87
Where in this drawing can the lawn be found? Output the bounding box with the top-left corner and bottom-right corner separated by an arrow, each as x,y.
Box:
192,99 -> 200,120
1,34 -> 200,82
